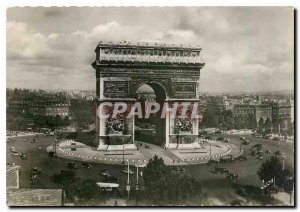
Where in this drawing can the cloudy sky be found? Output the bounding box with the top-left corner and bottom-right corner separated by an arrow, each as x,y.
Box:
7,7 -> 294,93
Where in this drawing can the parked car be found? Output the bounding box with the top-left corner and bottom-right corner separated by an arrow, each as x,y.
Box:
242,140 -> 250,145
37,146 -> 43,150
172,167 -> 185,173
265,150 -> 272,154
251,150 -> 256,156
11,151 -> 19,156
257,155 -> 264,160
214,166 -> 226,174
208,159 -> 219,165
214,130 -> 222,134
224,139 -> 230,143
82,162 -> 93,169
32,166 -> 42,174
67,162 -> 79,169
253,144 -> 262,150
121,168 -> 134,175
20,153 -> 27,160
238,156 -> 248,161
99,170 -> 111,176
217,137 -> 224,141
227,173 -> 240,181
240,137 -> 246,141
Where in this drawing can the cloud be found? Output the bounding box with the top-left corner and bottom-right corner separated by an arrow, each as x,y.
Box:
6,7 -> 294,92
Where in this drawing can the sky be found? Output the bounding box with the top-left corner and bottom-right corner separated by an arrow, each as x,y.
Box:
6,7 -> 294,93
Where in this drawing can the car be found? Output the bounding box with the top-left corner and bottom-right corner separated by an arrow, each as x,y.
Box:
99,170 -> 111,176
239,156 -> 248,161
48,151 -> 57,157
214,130 -> 222,134
240,137 -> 246,141
20,153 -> 27,160
67,162 -> 79,169
10,147 -> 16,152
242,140 -> 250,145
204,136 -> 212,140
32,166 -> 42,174
145,145 -> 151,149
250,150 -> 256,156
11,151 -> 19,156
214,166 -> 226,174
37,146 -> 43,150
216,137 -> 224,141
226,173 -> 240,181
257,155 -> 264,160
253,133 -> 263,138
265,150 -> 272,154
253,144 -> 262,150
121,168 -> 134,175
172,167 -> 185,173
31,174 -> 38,180
220,156 -> 234,163
208,159 -> 219,165
273,137 -> 281,141
82,162 -> 93,169
224,139 -> 230,143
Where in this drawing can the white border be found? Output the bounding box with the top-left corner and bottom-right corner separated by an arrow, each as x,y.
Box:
1,1 -> 298,212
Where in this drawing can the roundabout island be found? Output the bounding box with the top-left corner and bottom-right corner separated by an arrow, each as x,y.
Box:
47,139 -> 243,166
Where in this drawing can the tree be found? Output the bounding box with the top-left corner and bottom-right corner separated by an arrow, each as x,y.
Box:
52,170 -> 78,201
76,179 -> 98,200
257,156 -> 293,190
143,155 -> 204,204
264,118 -> 272,135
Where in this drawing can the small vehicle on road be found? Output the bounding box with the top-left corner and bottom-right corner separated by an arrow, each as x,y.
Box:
214,166 -> 226,174
242,140 -> 250,145
217,137 -> 224,141
219,155 -> 233,163
20,153 -> 27,160
99,170 -> 111,176
82,162 -> 93,169
238,156 -> 248,161
208,159 -> 219,165
67,162 -> 79,169
11,151 -> 19,156
121,168 -> 134,175
257,155 -> 264,160
214,130 -> 222,134
224,139 -> 230,143
172,167 -> 185,173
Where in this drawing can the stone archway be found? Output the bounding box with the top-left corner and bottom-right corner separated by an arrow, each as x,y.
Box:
91,41 -> 205,150
133,81 -> 168,147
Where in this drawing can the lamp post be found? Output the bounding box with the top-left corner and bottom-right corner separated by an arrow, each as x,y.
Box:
135,163 -> 140,205
122,143 -> 125,164
126,161 -> 130,200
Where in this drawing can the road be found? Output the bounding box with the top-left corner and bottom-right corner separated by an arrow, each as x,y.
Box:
6,132 -> 294,205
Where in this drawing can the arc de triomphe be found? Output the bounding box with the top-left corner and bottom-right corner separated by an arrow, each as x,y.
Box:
92,41 -> 205,151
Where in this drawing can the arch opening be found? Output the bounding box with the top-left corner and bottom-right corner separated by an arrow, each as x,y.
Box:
134,82 -> 167,147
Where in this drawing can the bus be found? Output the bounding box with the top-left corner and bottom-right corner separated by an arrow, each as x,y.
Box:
96,182 -> 119,192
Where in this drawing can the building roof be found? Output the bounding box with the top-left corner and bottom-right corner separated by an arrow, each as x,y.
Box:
7,189 -> 63,206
